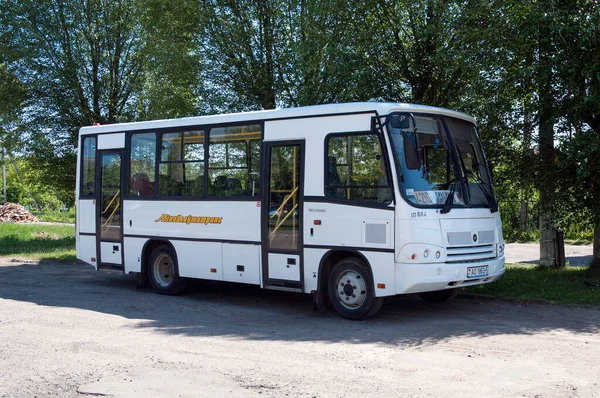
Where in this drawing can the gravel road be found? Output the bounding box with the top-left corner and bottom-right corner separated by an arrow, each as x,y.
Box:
1,258 -> 599,398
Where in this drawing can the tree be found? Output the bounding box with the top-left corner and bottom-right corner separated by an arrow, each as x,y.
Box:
0,0 -> 151,202
138,0 -> 202,119
197,0 -> 285,111
553,0 -> 600,272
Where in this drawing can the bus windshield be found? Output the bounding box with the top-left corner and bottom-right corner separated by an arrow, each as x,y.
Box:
387,114 -> 496,211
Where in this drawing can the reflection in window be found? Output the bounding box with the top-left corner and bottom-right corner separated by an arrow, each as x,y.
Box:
81,137 -> 96,197
158,130 -> 205,197
326,133 -> 392,204
130,133 -> 156,197
269,145 -> 300,250
208,124 -> 261,197
100,153 -> 121,241
424,146 -> 450,188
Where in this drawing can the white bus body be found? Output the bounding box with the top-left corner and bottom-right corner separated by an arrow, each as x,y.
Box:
75,102 -> 505,320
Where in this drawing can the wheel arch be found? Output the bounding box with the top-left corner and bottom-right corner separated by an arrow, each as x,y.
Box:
316,249 -> 375,295
141,239 -> 180,276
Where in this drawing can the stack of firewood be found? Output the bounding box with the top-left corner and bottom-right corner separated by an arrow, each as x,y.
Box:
0,202 -> 38,223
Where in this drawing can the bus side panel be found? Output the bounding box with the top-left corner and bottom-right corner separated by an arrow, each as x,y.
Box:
123,200 -> 260,242
222,243 -> 260,285
123,237 -> 147,273
360,251 -> 395,297
77,235 -> 97,269
303,248 -> 328,293
78,199 -> 96,233
302,248 -> 395,297
174,241 -> 222,280
304,202 -> 395,296
304,202 -> 393,250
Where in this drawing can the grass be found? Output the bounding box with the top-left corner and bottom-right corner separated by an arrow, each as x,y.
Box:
0,223 -> 76,262
466,264 -> 600,307
33,208 -> 76,223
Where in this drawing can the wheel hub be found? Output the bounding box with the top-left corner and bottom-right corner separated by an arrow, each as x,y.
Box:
336,270 -> 367,309
153,254 -> 174,288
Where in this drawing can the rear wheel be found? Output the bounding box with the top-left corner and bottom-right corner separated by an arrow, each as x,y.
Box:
418,289 -> 457,303
148,244 -> 189,295
328,258 -> 384,320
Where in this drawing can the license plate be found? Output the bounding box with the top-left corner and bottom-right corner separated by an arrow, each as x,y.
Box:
467,265 -> 489,278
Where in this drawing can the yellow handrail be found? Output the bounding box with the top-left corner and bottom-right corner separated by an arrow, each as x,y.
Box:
270,203 -> 298,238
102,189 -> 120,213
270,186 -> 298,220
269,185 -> 299,238
103,200 -> 120,228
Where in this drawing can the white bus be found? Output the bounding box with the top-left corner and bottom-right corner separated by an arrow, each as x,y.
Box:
75,102 -> 505,320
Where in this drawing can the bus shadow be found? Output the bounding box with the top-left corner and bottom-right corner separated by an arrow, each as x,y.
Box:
1,260 -> 599,347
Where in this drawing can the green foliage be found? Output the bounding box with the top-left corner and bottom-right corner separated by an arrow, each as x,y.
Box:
3,157 -> 73,209
35,208 -> 76,224
467,265 -> 600,307
0,223 -> 75,261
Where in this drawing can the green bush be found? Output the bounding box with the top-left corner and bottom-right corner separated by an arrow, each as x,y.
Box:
35,208 -> 75,223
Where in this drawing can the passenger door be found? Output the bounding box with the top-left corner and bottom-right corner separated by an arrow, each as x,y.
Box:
261,141 -> 304,290
96,151 -> 123,269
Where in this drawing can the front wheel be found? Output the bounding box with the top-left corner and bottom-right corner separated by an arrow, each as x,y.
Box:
418,289 -> 457,303
328,258 -> 384,320
148,244 -> 189,295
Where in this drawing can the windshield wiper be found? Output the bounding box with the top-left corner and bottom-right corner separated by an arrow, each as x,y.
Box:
465,169 -> 498,213
441,179 -> 458,214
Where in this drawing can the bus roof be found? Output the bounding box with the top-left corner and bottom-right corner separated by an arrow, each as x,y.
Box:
79,102 -> 476,135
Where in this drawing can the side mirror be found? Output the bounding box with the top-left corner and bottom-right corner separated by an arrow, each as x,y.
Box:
390,114 -> 411,129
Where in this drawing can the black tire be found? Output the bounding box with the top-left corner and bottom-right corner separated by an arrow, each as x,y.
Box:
147,244 -> 189,295
418,288 -> 457,304
328,258 -> 384,320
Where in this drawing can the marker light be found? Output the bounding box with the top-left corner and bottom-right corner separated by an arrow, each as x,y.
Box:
435,251 -> 441,259
411,254 -> 417,260
423,249 -> 430,258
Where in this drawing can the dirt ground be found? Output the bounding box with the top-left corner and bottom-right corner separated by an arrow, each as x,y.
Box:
505,243 -> 593,266
1,257 -> 599,398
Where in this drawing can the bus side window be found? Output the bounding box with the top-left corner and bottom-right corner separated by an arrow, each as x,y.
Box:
130,132 -> 156,197
325,133 -> 392,204
81,136 -> 96,197
208,124 -> 261,197
157,130 -> 205,197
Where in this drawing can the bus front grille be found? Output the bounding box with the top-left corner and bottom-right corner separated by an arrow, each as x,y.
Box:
445,244 -> 496,263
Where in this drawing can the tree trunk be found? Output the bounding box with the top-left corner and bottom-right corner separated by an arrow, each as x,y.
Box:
586,220 -> 600,282
537,1 -> 556,267
592,219 -> 600,269
520,101 -> 532,232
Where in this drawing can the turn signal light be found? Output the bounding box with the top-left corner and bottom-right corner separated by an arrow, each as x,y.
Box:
210,268 -> 217,273
314,220 -> 321,225
91,257 -> 96,262
377,283 -> 386,289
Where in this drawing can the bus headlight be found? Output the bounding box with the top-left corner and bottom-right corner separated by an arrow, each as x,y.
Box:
398,244 -> 445,263
497,243 -> 505,257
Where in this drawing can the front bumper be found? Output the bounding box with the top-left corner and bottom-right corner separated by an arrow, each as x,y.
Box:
394,256 -> 505,294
